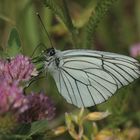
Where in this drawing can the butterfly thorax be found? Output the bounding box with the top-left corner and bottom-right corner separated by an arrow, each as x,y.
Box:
44,48 -> 63,72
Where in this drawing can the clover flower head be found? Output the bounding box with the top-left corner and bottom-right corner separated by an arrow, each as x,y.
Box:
8,55 -> 38,82
18,93 -> 55,123
0,79 -> 28,114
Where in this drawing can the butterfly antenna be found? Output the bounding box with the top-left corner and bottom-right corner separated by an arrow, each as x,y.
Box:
36,12 -> 53,48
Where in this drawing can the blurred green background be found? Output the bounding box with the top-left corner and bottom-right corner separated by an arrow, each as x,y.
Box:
0,0 -> 140,139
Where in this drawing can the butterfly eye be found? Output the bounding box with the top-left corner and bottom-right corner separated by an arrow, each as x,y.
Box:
49,49 -> 55,56
46,48 -> 55,56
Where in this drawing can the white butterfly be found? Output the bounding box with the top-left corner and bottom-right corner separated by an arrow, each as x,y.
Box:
43,47 -> 140,108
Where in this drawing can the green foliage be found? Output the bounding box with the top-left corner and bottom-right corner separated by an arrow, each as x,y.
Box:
8,28 -> 21,48
7,28 -> 22,57
0,119 -> 48,140
44,0 -> 74,30
0,47 -> 7,58
27,119 -> 48,138
82,0 -> 118,48
44,0 -> 66,24
44,0 -> 78,47
44,0 -> 117,48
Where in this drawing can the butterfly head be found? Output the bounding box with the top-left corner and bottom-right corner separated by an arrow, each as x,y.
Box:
43,47 -> 62,69
43,47 -> 56,67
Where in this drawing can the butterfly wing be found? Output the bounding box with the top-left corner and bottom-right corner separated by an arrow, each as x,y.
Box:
51,50 -> 140,107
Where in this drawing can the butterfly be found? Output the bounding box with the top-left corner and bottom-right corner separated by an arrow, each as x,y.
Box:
42,47 -> 140,108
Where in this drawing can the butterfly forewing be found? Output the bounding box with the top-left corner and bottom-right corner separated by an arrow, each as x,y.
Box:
48,49 -> 140,107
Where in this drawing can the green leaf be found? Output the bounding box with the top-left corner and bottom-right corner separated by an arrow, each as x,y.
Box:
15,123 -> 31,135
82,0 -> 117,48
1,120 -> 48,140
26,119 -> 48,138
7,28 -> 22,57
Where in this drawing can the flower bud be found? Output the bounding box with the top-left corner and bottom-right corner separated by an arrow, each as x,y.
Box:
85,110 -> 111,121
52,126 -> 67,136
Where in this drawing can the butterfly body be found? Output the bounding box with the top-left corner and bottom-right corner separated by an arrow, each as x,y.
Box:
44,48 -> 140,108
